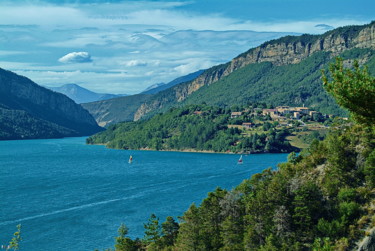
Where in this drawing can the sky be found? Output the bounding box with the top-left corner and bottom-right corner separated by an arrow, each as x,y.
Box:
0,0 -> 374,94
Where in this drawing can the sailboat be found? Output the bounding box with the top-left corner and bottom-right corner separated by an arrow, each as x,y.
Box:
237,155 -> 243,164
128,155 -> 133,164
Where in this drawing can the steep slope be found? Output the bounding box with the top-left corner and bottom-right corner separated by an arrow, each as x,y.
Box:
141,70 -> 205,94
184,49 -> 375,115
0,68 -> 103,140
50,84 -> 126,104
81,94 -> 151,127
84,70 -> 204,126
133,22 -> 375,120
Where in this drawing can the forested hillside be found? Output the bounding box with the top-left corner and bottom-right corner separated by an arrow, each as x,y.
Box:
83,23 -> 375,125
103,59 -> 375,250
87,104 -> 306,153
137,48 -> 375,121
133,22 -> 375,121
184,49 -> 375,115
0,68 -> 102,140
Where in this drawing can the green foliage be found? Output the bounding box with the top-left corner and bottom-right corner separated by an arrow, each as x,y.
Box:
114,224 -> 137,251
151,49 -> 375,118
364,148 -> 375,187
322,57 -> 375,125
88,104 -> 296,153
143,214 -> 161,246
0,106 -> 77,140
9,224 -> 22,251
175,204 -> 203,250
185,52 -> 346,115
106,122 -> 374,250
104,25 -> 375,250
161,216 -> 179,247
0,68 -> 103,139
312,237 -> 334,251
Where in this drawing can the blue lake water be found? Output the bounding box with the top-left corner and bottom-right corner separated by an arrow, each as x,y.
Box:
0,137 -> 287,250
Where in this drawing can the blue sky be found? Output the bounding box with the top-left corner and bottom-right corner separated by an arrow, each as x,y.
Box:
0,0 -> 373,94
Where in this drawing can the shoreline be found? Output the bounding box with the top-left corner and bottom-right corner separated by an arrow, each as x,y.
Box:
90,143 -> 293,155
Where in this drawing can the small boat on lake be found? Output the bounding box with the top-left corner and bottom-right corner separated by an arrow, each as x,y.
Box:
128,155 -> 133,164
237,155 -> 243,164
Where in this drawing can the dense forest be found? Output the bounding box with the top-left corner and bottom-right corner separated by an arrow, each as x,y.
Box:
86,103 -> 311,153
0,104 -> 77,140
100,58 -> 374,250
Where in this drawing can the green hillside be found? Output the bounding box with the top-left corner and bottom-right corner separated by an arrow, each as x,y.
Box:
83,22 -> 375,124
103,48 -> 375,251
0,104 -> 77,140
146,48 -> 375,119
81,94 -> 151,127
0,68 -> 103,140
87,104 -> 302,153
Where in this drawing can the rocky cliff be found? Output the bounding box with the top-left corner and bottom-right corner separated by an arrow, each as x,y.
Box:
0,68 -> 103,139
134,21 -> 375,120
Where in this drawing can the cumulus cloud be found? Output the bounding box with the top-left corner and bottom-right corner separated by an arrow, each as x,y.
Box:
124,60 -> 148,67
58,52 -> 92,64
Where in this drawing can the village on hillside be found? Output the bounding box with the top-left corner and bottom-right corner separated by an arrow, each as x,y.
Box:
226,105 -> 348,149
229,105 -> 343,128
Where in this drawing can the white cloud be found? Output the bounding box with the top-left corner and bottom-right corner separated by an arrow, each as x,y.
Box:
124,60 -> 148,67
58,52 -> 92,64
0,1 -> 372,94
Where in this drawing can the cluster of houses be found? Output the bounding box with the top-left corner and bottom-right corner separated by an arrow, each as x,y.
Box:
230,106 -> 329,129
260,106 -> 322,120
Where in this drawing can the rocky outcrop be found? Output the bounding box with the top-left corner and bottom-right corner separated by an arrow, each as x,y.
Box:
0,68 -> 103,139
82,94 -> 151,127
358,228 -> 375,251
134,21 -> 375,120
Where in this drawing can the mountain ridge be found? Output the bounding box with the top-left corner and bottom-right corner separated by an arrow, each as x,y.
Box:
141,69 -> 205,94
0,68 -> 103,140
50,83 -> 126,104
133,21 -> 375,120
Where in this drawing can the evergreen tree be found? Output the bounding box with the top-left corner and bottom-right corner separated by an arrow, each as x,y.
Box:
143,214 -> 161,246
175,204 -> 203,250
322,57 -> 375,125
161,216 -> 179,247
115,223 -> 136,251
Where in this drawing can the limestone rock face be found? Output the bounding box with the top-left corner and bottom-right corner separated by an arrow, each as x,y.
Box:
133,22 -> 375,120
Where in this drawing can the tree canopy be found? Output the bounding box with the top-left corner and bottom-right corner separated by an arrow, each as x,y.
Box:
322,57 -> 375,125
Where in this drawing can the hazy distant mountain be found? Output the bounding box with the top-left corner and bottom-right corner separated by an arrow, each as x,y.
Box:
83,70 -> 205,127
141,82 -> 165,94
0,69 -> 103,140
50,84 -> 126,104
141,70 -> 205,94
81,94 -> 151,127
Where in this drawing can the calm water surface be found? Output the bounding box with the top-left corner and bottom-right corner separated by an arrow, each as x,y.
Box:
0,137 -> 287,250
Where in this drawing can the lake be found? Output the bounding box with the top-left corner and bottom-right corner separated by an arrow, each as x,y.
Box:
0,137 -> 287,250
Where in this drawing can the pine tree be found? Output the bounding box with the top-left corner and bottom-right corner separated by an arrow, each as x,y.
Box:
161,216 -> 179,247
115,223 -> 136,251
143,214 -> 161,246
322,57 -> 375,125
175,204 -> 203,250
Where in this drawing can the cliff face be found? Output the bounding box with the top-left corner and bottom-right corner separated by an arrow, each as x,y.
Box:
0,68 -> 103,139
134,22 -> 375,120
81,94 -> 151,127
